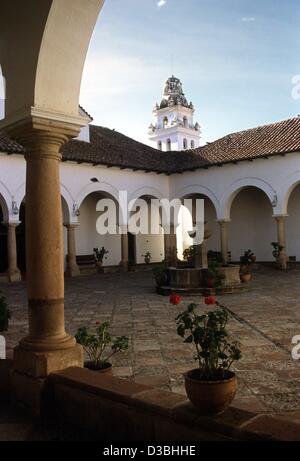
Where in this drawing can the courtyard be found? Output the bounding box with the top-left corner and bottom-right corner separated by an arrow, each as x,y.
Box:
2,267 -> 300,419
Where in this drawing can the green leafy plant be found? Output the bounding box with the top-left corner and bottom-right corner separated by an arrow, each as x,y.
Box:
142,251 -> 152,264
240,250 -> 255,274
0,292 -> 10,333
175,298 -> 241,381
182,246 -> 196,264
271,242 -> 284,260
93,247 -> 109,263
207,251 -> 223,266
75,322 -> 129,371
152,263 -> 168,287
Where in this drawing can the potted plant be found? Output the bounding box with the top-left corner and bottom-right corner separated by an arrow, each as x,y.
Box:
182,246 -> 196,266
75,321 -> 129,373
153,263 -> 168,288
93,247 -> 109,267
0,292 -> 10,335
240,250 -> 254,282
271,242 -> 285,268
175,296 -> 241,415
142,251 -> 152,264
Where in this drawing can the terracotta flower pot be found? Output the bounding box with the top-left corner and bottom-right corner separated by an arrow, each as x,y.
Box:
240,273 -> 252,283
84,361 -> 113,375
184,369 -> 237,415
206,277 -> 216,288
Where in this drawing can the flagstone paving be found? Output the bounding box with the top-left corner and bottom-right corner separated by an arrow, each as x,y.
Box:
2,266 -> 300,417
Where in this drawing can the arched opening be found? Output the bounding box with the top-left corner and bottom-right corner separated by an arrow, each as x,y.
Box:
190,140 -> 195,149
157,140 -> 162,151
130,195 -> 164,265
229,187 -> 274,261
177,194 -> 219,260
286,183 -> 300,261
183,138 -> 188,150
77,191 -> 121,267
163,116 -> 168,128
183,116 -> 188,128
166,139 -> 171,151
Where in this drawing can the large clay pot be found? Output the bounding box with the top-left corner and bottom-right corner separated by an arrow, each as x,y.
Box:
184,369 -> 237,415
240,273 -> 252,283
84,362 -> 113,375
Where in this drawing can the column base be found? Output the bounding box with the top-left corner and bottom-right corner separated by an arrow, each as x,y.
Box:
13,343 -> 83,378
65,265 -> 81,277
8,269 -> 21,282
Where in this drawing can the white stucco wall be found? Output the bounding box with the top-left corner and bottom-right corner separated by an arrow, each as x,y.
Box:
1,148 -> 300,270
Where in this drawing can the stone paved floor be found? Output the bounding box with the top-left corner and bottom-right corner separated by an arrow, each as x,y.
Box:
2,266 -> 300,419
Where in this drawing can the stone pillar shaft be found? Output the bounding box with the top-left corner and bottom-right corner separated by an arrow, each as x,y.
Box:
219,220 -> 229,264
164,225 -> 177,266
7,223 -> 21,282
65,224 -> 80,277
12,126 -> 83,381
275,216 -> 288,270
120,233 -> 129,270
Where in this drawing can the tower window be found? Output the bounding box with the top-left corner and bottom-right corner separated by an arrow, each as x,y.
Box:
166,139 -> 171,151
191,140 -> 195,149
163,116 -> 168,128
157,141 -> 162,151
183,139 -> 188,150
183,116 -> 188,128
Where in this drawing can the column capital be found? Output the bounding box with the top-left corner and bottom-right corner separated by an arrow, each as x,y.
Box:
2,221 -> 21,227
217,219 -> 231,225
273,214 -> 289,220
3,112 -> 84,161
63,222 -> 79,229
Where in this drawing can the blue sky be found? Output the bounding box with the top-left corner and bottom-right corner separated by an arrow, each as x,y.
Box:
80,0 -> 300,145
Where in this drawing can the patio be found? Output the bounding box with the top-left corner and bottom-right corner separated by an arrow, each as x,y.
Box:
2,266 -> 300,419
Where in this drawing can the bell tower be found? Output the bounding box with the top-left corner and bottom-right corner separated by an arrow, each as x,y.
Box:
148,76 -> 201,151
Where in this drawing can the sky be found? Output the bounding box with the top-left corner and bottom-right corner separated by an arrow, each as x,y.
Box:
80,0 -> 300,145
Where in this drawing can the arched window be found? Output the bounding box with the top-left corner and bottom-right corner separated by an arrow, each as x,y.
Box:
157,141 -> 162,151
166,139 -> 171,151
183,116 -> 188,128
183,139 -> 188,150
190,140 -> 195,149
163,116 -> 168,128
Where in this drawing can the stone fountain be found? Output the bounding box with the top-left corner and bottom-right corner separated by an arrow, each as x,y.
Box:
158,228 -> 245,296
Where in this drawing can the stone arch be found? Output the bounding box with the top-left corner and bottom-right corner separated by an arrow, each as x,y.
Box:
0,181 -> 10,222
176,185 -> 220,218
0,1 -> 105,123
277,171 -> 300,215
220,178 -> 275,220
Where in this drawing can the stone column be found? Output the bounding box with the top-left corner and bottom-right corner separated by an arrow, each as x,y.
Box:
275,215 -> 288,270
120,232 -> 129,270
7,223 -> 21,282
65,224 -> 80,277
11,121 -> 83,413
218,220 -> 230,264
164,224 -> 177,267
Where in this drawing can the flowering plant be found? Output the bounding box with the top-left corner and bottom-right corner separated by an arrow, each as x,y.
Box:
75,321 -> 129,371
170,294 -> 181,305
175,296 -> 241,381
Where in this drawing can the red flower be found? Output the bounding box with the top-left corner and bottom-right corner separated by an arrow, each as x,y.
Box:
170,294 -> 181,305
95,321 -> 101,325
204,296 -> 216,305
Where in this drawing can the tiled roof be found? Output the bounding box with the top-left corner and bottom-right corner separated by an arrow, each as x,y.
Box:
1,116 -> 300,174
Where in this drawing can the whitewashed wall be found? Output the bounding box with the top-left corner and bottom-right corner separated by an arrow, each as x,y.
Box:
1,148 -> 300,267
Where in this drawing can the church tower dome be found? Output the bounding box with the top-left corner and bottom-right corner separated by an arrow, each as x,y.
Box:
148,76 -> 201,151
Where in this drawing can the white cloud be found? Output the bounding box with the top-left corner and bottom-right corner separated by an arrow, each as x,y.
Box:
241,17 -> 256,22
158,0 -> 166,7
